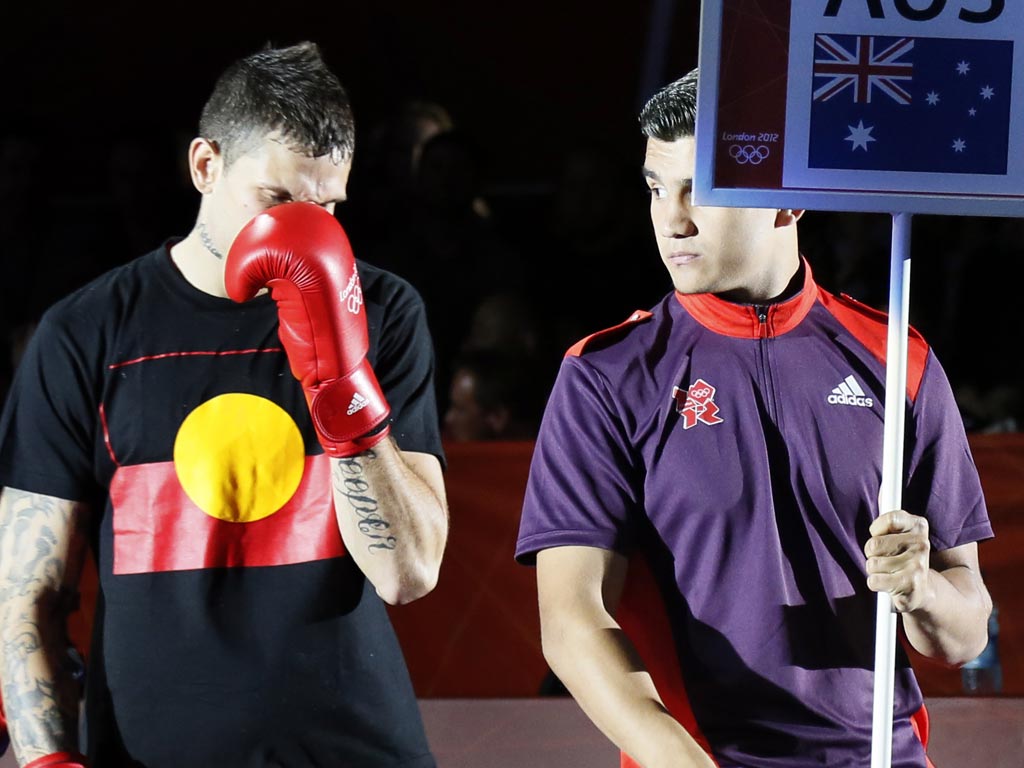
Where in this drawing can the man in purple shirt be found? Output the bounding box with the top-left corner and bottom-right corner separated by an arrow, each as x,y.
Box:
516,69 -> 994,768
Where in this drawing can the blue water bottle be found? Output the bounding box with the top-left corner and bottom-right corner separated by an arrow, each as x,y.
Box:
961,602 -> 1002,695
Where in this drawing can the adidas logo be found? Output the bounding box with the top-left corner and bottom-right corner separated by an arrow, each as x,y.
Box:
827,375 -> 874,408
347,393 -> 370,415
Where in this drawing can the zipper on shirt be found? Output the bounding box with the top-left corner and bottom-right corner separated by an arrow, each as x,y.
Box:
756,307 -> 769,339
755,305 -> 779,423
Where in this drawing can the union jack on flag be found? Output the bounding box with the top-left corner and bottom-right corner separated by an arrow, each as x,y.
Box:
813,35 -> 914,104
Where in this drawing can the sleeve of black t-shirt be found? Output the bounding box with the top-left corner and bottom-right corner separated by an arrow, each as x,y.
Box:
0,302 -> 103,501
373,275 -> 446,468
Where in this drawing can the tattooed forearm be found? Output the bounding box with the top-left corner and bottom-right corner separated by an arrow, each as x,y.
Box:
0,632 -> 77,757
328,441 -> 447,604
332,451 -> 398,553
0,488 -> 89,760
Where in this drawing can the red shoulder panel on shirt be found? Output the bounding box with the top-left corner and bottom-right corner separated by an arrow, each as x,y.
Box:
565,310 -> 654,358
818,289 -> 929,402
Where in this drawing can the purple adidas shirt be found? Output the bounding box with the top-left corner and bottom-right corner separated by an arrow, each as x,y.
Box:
517,262 -> 992,768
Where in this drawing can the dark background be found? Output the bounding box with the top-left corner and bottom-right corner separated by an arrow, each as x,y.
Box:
2,0 -> 1021,431
2,1 -> 694,182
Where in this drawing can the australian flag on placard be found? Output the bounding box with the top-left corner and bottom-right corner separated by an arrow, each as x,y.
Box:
808,34 -> 1013,175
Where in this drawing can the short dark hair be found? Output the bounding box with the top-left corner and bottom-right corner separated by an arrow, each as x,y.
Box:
639,67 -> 699,142
198,41 -> 355,166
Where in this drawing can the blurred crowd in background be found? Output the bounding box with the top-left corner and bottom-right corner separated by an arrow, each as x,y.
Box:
1,102 -> 1021,439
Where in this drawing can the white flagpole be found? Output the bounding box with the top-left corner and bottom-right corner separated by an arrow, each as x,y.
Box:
871,211 -> 913,768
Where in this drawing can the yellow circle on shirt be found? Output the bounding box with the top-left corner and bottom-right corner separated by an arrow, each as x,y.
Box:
173,393 -> 305,523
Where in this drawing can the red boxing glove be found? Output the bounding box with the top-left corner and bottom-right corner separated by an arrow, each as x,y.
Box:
22,753 -> 89,768
225,202 -> 390,457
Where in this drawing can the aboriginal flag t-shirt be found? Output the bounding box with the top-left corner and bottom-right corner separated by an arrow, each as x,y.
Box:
0,242 -> 442,767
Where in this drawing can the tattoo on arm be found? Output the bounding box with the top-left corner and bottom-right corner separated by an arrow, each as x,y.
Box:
332,451 -> 398,553
0,489 -> 88,758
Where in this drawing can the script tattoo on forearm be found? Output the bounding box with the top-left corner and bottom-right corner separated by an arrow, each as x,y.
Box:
0,490 -> 86,759
332,451 -> 398,553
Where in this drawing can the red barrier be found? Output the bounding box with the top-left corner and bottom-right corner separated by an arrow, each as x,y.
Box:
905,433 -> 1024,696
392,436 -> 1024,699
387,442 -> 547,696
60,435 -> 1023,698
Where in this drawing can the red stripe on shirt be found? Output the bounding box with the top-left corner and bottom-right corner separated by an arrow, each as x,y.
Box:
98,403 -> 120,466
110,454 -> 344,574
108,347 -> 284,370
817,289 -> 929,402
910,703 -> 936,768
566,311 -> 654,358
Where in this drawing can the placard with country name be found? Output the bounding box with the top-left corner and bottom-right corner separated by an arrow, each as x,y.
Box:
694,0 -> 1024,217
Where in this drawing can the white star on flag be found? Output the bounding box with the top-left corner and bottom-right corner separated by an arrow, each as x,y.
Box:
956,60 -> 971,75
969,107 -> 977,117
925,91 -> 940,106
981,85 -> 995,100
845,120 -> 876,152
952,138 -> 966,153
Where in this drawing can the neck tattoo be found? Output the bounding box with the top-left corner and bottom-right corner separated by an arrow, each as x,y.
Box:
198,222 -> 225,260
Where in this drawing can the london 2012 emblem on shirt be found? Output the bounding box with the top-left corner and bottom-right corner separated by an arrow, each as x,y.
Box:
672,379 -> 724,430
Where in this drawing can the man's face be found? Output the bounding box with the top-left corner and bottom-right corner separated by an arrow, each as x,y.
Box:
201,132 -> 352,260
644,136 -> 779,296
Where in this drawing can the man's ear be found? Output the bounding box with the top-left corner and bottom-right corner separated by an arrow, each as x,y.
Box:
188,138 -> 223,194
774,208 -> 806,228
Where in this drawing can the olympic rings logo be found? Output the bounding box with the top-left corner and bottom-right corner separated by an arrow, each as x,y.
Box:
689,387 -> 712,399
728,144 -> 770,165
340,270 -> 364,315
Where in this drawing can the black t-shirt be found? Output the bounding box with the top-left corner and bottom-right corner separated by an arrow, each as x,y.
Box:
0,244 -> 442,767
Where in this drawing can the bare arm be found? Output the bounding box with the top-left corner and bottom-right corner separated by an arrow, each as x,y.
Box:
537,546 -> 715,768
332,441 -> 448,605
866,510 -> 992,665
0,487 -> 90,764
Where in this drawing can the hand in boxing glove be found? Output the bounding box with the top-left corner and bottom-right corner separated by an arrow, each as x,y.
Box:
225,202 -> 390,457
22,753 -> 89,768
